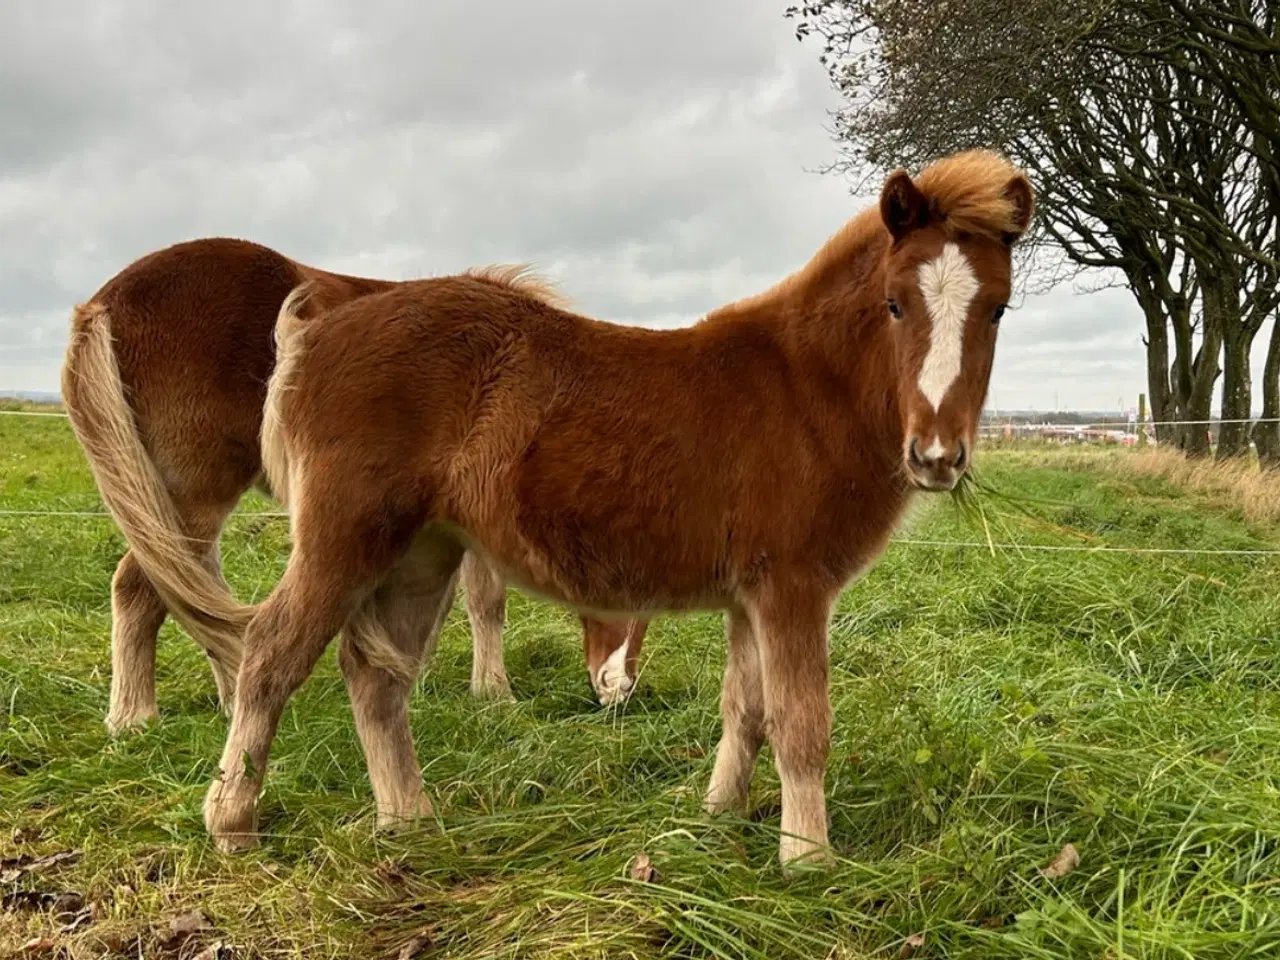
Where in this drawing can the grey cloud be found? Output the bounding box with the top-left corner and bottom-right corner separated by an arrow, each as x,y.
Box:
1,0 -> 1158,410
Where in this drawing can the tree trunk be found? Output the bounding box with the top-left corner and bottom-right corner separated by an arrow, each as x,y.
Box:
1135,285 -> 1175,446
1167,285 -> 1209,454
1184,316 -> 1222,459
1209,273 -> 1254,460
1257,316 -> 1280,470
1217,332 -> 1253,460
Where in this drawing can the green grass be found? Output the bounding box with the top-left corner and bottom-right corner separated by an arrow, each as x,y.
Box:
3,415 -> 1280,958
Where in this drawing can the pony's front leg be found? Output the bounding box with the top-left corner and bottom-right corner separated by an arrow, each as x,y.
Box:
747,584 -> 836,869
202,569 -> 344,851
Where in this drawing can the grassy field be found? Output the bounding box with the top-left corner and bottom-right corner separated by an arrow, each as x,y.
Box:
3,411 -> 1280,959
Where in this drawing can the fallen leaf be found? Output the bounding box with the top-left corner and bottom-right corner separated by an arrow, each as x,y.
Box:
92,931 -> 137,954
375,860 -> 412,886
1040,842 -> 1080,879
3,890 -> 56,913
11,826 -> 44,845
979,914 -> 1012,929
629,852 -> 657,883
169,910 -> 212,939
899,932 -> 925,958
161,909 -> 219,953
0,850 -> 80,884
59,910 -> 93,935
397,931 -> 433,959
19,937 -> 56,955
50,893 -> 85,921
58,904 -> 94,935
192,942 -> 233,960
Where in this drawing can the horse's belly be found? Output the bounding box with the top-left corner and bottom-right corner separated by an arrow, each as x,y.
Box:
468,526 -> 726,616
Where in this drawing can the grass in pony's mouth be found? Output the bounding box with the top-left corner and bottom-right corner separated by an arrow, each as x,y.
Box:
4,418 -> 1280,959
947,466 -> 982,517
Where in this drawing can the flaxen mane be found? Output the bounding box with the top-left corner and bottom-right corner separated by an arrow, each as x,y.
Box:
464,263 -> 570,310
711,149 -> 1030,318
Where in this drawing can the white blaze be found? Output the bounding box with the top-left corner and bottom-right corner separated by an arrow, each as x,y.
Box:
916,242 -> 979,411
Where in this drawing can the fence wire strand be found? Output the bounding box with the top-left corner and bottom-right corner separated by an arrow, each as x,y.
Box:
3,509 -> 1279,557
5,408 -> 1280,558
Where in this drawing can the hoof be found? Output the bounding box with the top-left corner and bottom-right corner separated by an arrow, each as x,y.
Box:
212,828 -> 260,854
778,835 -> 834,872
375,793 -> 438,833
204,777 -> 260,853
703,793 -> 747,817
471,674 -> 515,701
105,706 -> 158,737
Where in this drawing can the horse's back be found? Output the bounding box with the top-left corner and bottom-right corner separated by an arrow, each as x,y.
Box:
286,276 -> 820,606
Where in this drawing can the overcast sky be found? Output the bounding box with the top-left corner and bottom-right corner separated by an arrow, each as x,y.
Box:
1,0 -> 1266,413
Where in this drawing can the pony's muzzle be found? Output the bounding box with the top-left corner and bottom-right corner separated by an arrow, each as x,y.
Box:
906,435 -> 967,491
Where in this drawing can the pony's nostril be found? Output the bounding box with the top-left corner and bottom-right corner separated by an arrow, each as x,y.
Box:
908,437 -> 924,468
953,441 -> 968,470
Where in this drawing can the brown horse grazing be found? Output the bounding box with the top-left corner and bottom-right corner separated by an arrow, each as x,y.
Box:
189,149 -> 1032,865
59,238 -> 646,735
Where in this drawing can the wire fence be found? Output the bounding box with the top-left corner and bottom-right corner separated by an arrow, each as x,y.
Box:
5,407 -> 1280,559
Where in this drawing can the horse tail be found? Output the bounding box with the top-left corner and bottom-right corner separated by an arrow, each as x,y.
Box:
60,303 -> 255,673
260,282 -> 314,512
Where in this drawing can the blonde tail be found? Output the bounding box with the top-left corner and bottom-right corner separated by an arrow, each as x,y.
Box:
260,282 -> 313,511
60,304 -> 254,677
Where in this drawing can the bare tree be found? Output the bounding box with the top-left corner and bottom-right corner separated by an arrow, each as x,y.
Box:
786,0 -> 1279,461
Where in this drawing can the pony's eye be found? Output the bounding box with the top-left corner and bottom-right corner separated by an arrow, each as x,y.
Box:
887,299 -> 902,318
992,304 -> 1007,325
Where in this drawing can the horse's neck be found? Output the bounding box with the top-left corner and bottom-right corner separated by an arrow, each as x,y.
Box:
775,260 -> 907,474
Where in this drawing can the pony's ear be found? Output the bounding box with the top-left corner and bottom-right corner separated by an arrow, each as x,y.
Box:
880,170 -> 930,241
1001,173 -> 1035,244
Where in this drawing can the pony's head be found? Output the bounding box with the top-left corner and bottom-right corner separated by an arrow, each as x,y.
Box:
877,151 -> 1034,491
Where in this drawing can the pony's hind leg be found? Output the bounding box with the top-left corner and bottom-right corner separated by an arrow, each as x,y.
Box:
705,611 -> 764,814
105,551 -> 168,735
104,500 -> 239,734
340,534 -> 464,828
747,586 -> 836,869
202,478 -> 429,852
202,559 -> 354,852
461,551 -> 514,700
196,532 -> 241,714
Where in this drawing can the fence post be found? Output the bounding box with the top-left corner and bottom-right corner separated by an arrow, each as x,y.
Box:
1137,393 -> 1148,448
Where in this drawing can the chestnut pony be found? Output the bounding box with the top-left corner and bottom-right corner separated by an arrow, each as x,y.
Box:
60,239 -> 646,735
191,149 -> 1030,865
